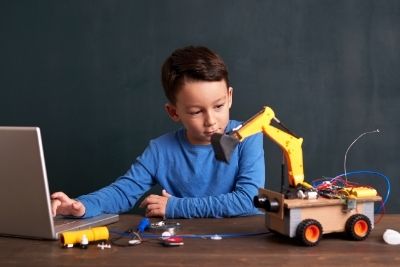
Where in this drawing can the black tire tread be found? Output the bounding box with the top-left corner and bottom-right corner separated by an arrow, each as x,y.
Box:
296,219 -> 323,246
345,214 -> 371,241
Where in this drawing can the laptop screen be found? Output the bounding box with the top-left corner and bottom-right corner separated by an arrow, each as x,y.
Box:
0,127 -> 56,239
0,127 -> 119,240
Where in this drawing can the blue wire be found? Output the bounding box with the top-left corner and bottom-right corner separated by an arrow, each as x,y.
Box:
111,170 -> 391,241
110,230 -> 270,239
141,232 -> 270,239
332,170 -> 391,213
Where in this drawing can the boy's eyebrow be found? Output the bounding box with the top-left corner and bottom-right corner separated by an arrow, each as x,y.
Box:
213,96 -> 226,104
185,96 -> 226,109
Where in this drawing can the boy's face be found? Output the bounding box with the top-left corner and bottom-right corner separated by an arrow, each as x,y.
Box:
165,80 -> 233,145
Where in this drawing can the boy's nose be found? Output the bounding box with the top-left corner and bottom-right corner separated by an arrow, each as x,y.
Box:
204,112 -> 216,127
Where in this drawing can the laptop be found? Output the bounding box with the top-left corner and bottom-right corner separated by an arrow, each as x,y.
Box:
0,126 -> 119,240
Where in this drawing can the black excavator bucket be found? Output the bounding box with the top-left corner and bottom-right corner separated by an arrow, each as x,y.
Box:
210,133 -> 240,163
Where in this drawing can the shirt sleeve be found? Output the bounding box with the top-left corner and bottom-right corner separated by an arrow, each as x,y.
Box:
165,133 -> 265,218
76,146 -> 156,218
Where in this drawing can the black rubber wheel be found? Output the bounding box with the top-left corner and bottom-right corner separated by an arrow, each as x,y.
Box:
296,219 -> 323,246
345,214 -> 371,241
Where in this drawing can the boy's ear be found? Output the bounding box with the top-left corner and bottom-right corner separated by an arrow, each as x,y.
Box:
228,87 -> 233,109
165,103 -> 180,122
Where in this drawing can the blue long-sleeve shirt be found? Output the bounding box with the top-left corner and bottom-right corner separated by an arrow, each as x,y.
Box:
77,120 -> 265,218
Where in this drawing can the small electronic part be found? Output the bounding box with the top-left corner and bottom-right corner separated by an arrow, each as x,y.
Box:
297,190 -> 306,199
383,229 -> 400,245
150,220 -> 181,230
151,221 -> 165,228
297,190 -> 318,200
60,227 -> 109,246
97,242 -> 112,250
80,234 -> 89,249
210,234 -> 222,240
306,191 -> 318,200
128,239 -> 142,246
317,190 -> 338,199
166,227 -> 177,236
162,237 -> 184,246
345,198 -> 357,211
137,218 -> 150,233
161,231 -> 172,239
110,218 -> 148,247
343,187 -> 377,198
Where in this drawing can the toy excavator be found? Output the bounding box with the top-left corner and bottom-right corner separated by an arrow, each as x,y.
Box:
211,106 -> 381,246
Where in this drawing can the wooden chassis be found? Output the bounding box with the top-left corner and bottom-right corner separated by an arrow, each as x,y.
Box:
258,188 -> 382,238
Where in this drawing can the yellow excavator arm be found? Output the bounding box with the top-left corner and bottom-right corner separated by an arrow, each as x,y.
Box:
212,106 -> 306,188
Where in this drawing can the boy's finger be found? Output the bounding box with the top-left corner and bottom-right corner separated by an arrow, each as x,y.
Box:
72,201 -> 80,210
139,198 -> 150,208
71,201 -> 85,217
146,203 -> 159,211
139,195 -> 160,207
51,192 -> 69,202
146,208 -> 162,218
51,199 -> 61,217
162,190 -> 171,198
51,192 -> 63,199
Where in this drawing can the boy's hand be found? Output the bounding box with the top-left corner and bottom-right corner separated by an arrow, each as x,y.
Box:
139,189 -> 171,218
51,192 -> 85,217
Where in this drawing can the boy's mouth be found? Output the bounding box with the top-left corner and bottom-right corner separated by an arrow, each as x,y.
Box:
204,129 -> 220,136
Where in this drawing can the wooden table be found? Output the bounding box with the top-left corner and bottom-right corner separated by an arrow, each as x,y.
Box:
0,214 -> 399,266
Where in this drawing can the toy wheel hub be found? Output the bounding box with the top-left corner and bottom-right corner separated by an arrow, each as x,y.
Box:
305,225 -> 320,242
354,220 -> 368,237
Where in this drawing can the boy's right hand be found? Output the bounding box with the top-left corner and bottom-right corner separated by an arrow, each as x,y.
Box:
51,192 -> 85,217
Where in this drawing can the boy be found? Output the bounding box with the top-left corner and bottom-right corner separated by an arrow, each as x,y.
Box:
51,46 -> 265,219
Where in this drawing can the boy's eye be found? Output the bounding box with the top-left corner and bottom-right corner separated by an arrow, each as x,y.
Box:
215,104 -> 224,109
189,110 -> 202,115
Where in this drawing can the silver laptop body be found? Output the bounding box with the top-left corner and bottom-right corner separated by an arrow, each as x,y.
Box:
0,127 -> 118,240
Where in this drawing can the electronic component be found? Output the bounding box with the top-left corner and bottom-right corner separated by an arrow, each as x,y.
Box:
383,229 -> 400,245
150,220 -> 181,230
97,242 -> 112,250
162,236 -> 184,246
128,239 -> 142,245
60,226 -> 109,247
137,218 -> 150,233
211,106 -> 383,246
80,234 -> 89,249
343,187 -> 378,198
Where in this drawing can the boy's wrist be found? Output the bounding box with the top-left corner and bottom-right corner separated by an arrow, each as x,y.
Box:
165,196 -> 178,219
74,197 -> 94,218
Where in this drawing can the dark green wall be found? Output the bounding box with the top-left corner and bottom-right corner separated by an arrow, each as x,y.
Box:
1,0 -> 399,212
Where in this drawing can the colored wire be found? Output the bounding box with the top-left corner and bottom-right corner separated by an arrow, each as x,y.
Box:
110,229 -> 143,247
343,129 -> 380,182
332,170 -> 391,213
375,199 -> 386,224
110,229 -> 270,240
143,232 -> 271,239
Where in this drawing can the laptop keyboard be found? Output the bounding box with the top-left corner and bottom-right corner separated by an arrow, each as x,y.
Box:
53,216 -> 80,227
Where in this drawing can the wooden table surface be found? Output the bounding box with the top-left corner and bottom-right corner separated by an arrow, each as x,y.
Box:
0,214 -> 399,267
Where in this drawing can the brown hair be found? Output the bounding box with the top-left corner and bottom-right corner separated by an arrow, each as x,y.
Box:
161,46 -> 229,104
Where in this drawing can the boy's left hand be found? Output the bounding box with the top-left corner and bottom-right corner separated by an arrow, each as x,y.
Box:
139,189 -> 171,218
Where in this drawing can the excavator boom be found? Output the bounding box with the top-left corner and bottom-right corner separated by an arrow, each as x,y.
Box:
211,106 -> 305,187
